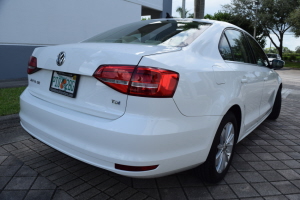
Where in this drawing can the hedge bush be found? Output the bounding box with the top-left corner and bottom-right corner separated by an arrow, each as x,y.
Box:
290,55 -> 297,61
283,56 -> 289,60
282,53 -> 300,61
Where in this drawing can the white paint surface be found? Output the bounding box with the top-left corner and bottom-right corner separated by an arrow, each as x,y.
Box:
19,19 -> 282,178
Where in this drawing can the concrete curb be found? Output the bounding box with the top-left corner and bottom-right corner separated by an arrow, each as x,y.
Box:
0,113 -> 19,122
0,78 -> 28,89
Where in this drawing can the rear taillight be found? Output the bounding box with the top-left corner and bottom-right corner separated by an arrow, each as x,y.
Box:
93,65 -> 179,98
129,67 -> 179,97
93,65 -> 136,94
27,56 -> 39,74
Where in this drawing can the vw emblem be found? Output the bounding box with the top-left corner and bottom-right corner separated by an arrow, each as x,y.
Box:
56,52 -> 66,66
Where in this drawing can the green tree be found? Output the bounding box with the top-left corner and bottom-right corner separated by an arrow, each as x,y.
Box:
141,17 -> 150,21
282,47 -> 293,54
296,46 -> 300,53
176,6 -> 194,18
204,11 -> 266,47
176,7 -> 189,18
188,13 -> 194,18
288,7 -> 300,37
264,47 -> 278,53
223,0 -> 300,58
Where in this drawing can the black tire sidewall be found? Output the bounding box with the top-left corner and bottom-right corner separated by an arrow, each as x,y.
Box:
268,86 -> 282,120
201,111 -> 238,183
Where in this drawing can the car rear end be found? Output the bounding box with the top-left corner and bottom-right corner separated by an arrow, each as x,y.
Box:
20,19 -> 219,177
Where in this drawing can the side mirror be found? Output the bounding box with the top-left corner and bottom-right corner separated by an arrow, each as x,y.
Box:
271,59 -> 284,69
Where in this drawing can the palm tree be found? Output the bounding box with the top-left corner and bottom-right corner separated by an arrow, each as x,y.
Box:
194,0 -> 205,19
176,7 -> 189,18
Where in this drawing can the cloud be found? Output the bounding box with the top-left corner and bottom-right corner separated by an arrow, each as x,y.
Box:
267,34 -> 300,51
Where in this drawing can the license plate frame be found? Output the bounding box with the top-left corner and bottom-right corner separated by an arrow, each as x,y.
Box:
49,71 -> 80,98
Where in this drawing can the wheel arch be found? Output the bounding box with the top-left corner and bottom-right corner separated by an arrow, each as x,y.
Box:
227,105 -> 242,140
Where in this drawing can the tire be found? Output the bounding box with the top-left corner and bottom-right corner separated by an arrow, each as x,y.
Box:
267,86 -> 282,120
196,111 -> 237,183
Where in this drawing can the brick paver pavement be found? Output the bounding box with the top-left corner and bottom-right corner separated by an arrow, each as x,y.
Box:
1,68 -> 300,200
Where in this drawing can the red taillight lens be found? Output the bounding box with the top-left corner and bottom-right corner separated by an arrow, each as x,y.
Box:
93,65 -> 136,94
93,65 -> 179,98
27,56 -> 38,74
129,67 -> 179,97
115,163 -> 158,171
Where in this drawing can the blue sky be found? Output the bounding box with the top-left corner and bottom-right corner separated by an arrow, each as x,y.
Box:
172,0 -> 300,51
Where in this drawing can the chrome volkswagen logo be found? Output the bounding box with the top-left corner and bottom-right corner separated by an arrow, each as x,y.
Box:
56,52 -> 66,66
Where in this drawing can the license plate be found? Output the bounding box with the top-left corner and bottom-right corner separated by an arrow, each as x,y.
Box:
49,71 -> 80,98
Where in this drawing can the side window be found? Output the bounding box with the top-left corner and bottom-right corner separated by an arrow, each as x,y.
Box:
246,34 -> 269,67
219,34 -> 234,61
224,29 -> 252,64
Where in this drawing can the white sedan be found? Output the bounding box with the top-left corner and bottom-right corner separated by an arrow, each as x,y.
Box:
20,19 -> 284,183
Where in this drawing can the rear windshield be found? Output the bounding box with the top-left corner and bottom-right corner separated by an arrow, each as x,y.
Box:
83,20 -> 211,47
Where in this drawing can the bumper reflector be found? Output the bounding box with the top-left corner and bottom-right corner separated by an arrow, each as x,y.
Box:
115,164 -> 158,171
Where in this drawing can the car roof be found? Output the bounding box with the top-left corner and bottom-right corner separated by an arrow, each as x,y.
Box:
157,18 -> 233,24
135,18 -> 251,49
154,18 -> 242,31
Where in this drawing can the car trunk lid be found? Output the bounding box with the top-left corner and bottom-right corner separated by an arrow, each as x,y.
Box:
27,43 -> 180,120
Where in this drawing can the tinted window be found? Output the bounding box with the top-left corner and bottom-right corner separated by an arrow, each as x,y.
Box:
225,30 -> 252,63
83,20 -> 211,47
246,35 -> 269,66
219,34 -> 233,61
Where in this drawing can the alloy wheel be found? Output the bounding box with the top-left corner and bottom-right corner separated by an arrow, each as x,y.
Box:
215,122 -> 235,173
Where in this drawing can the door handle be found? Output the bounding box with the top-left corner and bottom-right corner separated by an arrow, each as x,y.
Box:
241,78 -> 248,83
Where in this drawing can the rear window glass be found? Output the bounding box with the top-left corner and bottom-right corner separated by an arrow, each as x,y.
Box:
219,34 -> 234,61
246,35 -> 269,66
225,29 -> 252,64
83,20 -> 211,47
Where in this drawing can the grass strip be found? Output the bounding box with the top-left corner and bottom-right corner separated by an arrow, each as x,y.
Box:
284,62 -> 300,69
0,86 -> 26,116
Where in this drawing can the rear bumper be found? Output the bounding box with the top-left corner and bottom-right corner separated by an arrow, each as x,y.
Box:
20,88 -> 221,178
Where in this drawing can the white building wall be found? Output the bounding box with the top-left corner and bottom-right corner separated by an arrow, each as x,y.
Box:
0,0 -> 143,45
0,0 -> 165,80
125,0 -> 163,11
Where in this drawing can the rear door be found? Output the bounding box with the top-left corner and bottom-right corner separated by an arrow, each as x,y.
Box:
245,34 -> 279,117
220,29 -> 265,134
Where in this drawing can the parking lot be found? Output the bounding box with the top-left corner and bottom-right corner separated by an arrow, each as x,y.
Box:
1,69 -> 300,200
